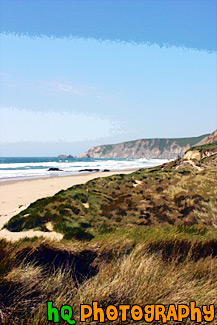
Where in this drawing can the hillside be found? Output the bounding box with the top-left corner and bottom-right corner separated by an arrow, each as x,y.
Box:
184,143 -> 217,160
78,134 -> 209,159
5,144 -> 217,238
193,129 -> 217,146
1,145 -> 217,324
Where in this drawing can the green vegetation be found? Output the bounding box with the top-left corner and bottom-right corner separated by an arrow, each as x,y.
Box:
1,149 -> 217,324
187,142 -> 217,152
124,140 -> 137,148
102,144 -> 114,154
167,134 -> 209,147
0,224 -> 217,324
102,134 -> 209,154
5,153 -> 217,240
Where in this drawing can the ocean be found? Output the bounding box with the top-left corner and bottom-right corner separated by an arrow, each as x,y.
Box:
0,157 -> 170,182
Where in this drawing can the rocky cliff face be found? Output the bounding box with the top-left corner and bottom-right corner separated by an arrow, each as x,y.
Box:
184,130 -> 217,160
79,134 -> 209,159
184,143 -> 217,160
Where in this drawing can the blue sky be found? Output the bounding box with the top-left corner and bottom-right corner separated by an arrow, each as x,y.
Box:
0,0 -> 216,156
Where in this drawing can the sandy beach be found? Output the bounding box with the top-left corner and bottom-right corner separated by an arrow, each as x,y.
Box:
0,170 -> 137,241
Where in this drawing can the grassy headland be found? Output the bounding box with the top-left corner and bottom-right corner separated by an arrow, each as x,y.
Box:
187,142 -> 217,152
78,134 -> 209,159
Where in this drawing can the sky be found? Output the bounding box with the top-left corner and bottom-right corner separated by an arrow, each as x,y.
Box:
0,0 -> 216,156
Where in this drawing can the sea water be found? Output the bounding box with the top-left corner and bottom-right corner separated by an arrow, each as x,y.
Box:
0,157 -> 170,182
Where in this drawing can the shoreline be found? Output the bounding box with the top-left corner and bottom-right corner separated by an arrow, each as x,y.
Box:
0,168 -> 138,185
0,169 -> 138,240
0,157 -> 170,184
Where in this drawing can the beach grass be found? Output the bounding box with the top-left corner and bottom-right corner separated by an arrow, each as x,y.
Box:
1,148 -> 217,323
0,225 -> 217,324
5,153 -> 217,240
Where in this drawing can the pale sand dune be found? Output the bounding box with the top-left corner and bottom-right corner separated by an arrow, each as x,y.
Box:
0,170 -> 136,241
0,228 -> 64,241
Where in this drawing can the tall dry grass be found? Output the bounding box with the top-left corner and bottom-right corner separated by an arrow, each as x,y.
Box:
1,234 -> 216,324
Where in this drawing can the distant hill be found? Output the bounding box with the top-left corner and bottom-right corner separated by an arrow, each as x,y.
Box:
184,132 -> 217,161
193,130 -> 217,146
79,134 -> 209,159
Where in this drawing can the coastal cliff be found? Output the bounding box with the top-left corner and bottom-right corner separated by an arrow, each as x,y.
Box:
184,143 -> 217,160
184,130 -> 217,160
79,134 -> 209,159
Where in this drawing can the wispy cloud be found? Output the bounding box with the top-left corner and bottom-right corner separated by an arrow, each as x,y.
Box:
41,81 -> 99,97
44,81 -> 83,95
